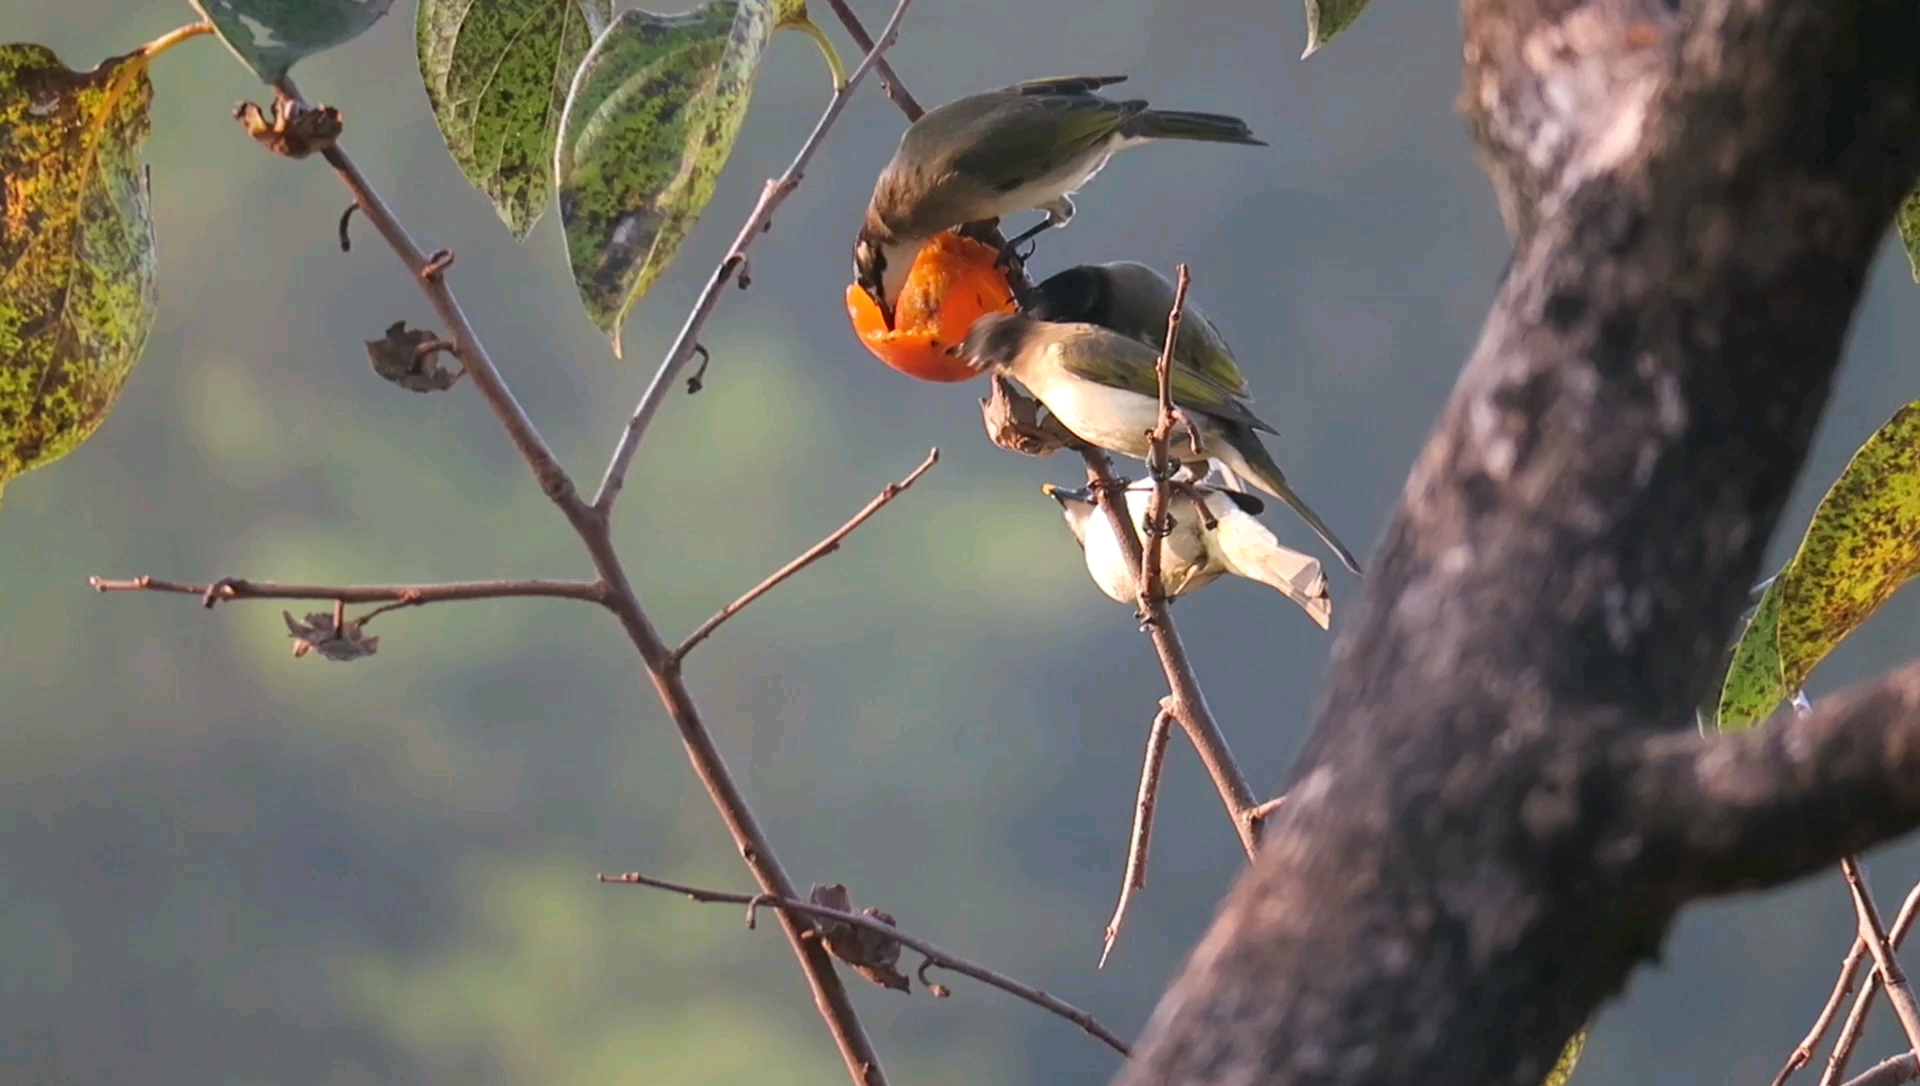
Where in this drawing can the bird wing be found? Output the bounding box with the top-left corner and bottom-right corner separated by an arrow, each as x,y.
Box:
1052,327 -> 1275,433
1001,75 -> 1131,96
944,93 -> 1140,196
1210,502 -> 1334,629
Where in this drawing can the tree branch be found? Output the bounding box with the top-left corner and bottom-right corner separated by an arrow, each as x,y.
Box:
1842,1055 -> 1920,1086
1082,448 -> 1263,858
590,0 -> 916,515
1136,265 -> 1191,620
88,575 -> 604,614
672,448 -> 938,664
1843,859 -> 1920,1056
598,871 -> 1132,1057
821,0 -> 923,120
1102,704 -> 1174,968
1820,884 -> 1920,1086
1622,661 -> 1920,897
1777,882 -> 1920,1086
258,19 -> 929,1078
1114,1 -> 1920,1083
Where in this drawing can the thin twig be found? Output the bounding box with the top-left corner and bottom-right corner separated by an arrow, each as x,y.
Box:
1137,265 -> 1191,619
591,0 -> 918,515
1102,705 -> 1174,968
821,0 -> 924,120
672,449 -> 938,664
137,20 -> 213,58
1846,859 -> 1920,1050
1081,446 -> 1262,858
599,871 -> 1131,1057
267,46 -> 912,1083
1821,881 -> 1920,1086
89,575 -> 604,614
1841,1054 -> 1920,1086
1774,890 -> 1920,1082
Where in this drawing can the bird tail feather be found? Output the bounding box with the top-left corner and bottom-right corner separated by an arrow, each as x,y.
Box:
1123,110 -> 1267,146
1213,439 -> 1364,575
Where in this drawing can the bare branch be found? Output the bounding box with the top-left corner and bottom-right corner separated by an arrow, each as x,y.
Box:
821,0 -> 923,120
1082,448 -> 1262,858
1817,884 -> 1920,1086
1103,705 -> 1174,968
88,575 -> 604,616
261,48 -> 915,1085
591,0 -> 918,515
672,449 -> 939,664
1843,859 -> 1920,1060
599,871 -> 1132,1057
1136,265 -> 1191,620
1842,1054 -> 1920,1086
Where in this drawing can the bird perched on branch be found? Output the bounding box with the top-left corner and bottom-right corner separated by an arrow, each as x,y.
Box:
852,75 -> 1265,321
1044,480 -> 1333,629
960,310 -> 1362,575
1023,259 -> 1252,401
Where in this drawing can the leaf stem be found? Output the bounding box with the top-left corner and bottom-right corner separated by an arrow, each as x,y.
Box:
784,16 -> 848,90
138,21 -> 214,60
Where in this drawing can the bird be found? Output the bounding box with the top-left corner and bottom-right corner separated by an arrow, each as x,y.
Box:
1023,259 -> 1251,400
960,311 -> 1364,575
852,75 -> 1265,319
1043,479 -> 1333,629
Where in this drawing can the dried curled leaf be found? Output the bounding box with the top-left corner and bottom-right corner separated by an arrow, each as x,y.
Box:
191,0 -> 395,83
416,0 -> 612,238
233,97 -> 342,159
365,320 -> 462,393
1717,399 -> 1920,729
284,610 -> 381,661
0,45 -> 158,506
808,883 -> 909,992
557,0 -> 782,355
1302,0 -> 1372,58
981,374 -> 1075,457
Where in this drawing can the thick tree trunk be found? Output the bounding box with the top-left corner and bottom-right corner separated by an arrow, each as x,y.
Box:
1115,3 -> 1920,1084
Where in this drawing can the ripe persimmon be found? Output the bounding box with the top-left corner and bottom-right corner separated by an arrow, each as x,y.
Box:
846,232 -> 1017,383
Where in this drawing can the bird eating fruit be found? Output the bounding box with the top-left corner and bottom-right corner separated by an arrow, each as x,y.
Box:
845,231 -> 1017,383
851,75 -> 1265,323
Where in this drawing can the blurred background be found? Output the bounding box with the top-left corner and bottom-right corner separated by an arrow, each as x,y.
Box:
6,0 -> 1920,1083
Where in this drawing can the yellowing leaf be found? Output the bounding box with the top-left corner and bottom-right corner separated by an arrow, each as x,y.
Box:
1898,185 -> 1920,283
1540,1027 -> 1588,1086
1717,399 -> 1920,729
190,0 -> 395,83
1303,0 -> 1372,58
556,0 -> 783,355
0,45 -> 158,505
417,0 -> 612,238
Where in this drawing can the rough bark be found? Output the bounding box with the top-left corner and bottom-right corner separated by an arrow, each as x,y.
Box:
1115,2 -> 1920,1084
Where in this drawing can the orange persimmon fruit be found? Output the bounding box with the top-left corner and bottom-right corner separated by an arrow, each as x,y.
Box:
845,232 -> 1017,383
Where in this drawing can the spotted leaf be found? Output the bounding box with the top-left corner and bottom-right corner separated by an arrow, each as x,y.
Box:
0,45 -> 158,505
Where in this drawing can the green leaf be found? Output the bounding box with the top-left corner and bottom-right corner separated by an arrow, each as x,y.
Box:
1540,1027 -> 1588,1086
0,45 -> 158,506
417,0 -> 612,238
1898,184 -> 1920,283
556,0 -> 781,355
189,0 -> 395,83
1302,0 -> 1372,57
1716,399 -> 1920,729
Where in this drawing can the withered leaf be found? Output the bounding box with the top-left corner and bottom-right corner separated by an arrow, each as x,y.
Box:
808,883 -> 909,992
284,610 -> 380,661
365,320 -> 462,393
233,97 -> 342,159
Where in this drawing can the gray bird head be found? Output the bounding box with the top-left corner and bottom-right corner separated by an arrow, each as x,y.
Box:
957,311 -> 1037,372
1024,265 -> 1112,327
